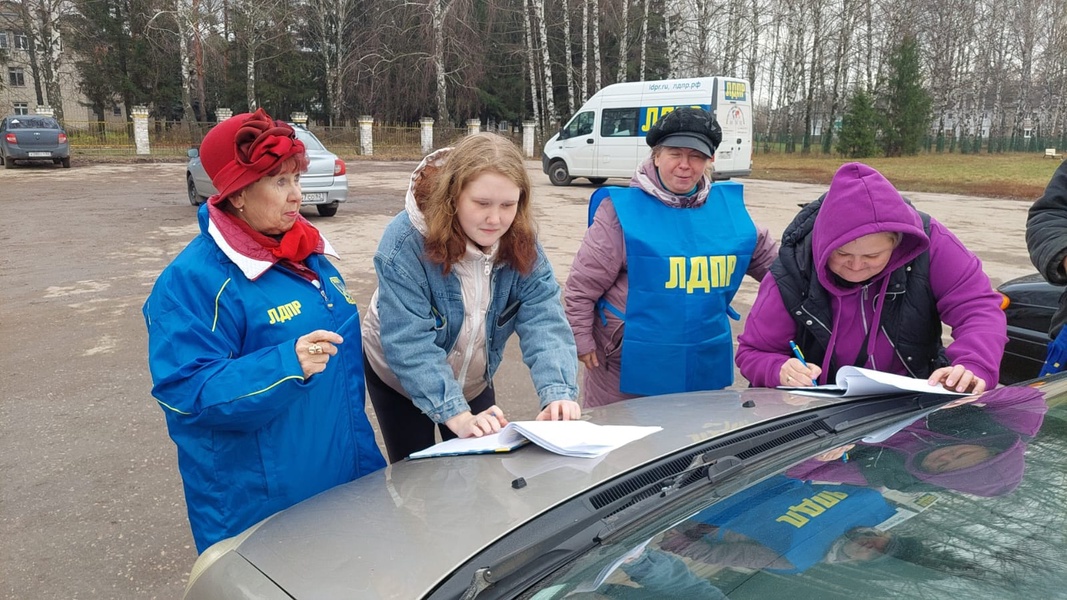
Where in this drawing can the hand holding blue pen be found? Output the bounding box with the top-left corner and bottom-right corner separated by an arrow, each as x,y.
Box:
788,340 -> 820,386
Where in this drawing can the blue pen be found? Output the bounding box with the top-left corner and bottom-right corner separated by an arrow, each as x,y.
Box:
788,340 -> 819,386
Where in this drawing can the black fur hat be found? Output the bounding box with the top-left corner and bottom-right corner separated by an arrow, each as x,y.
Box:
646,107 -> 723,157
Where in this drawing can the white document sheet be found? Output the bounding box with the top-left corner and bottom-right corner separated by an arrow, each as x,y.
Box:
408,420 -> 661,460
778,366 -> 969,398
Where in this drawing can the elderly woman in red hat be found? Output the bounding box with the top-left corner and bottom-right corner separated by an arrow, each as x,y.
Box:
142,109 -> 384,553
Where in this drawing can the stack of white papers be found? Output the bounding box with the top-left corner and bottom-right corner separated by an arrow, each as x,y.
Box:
408,420 -> 662,460
778,366 -> 970,398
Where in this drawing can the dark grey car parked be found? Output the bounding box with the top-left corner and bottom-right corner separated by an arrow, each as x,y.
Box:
0,115 -> 71,169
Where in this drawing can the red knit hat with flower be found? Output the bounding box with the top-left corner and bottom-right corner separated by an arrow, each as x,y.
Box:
199,108 -> 306,203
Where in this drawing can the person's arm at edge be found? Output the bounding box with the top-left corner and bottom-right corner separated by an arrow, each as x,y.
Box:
515,246 -> 581,417
735,274 -> 800,387
926,219 -> 1007,386
745,223 -> 780,282
564,199 -> 626,357
1026,160 -> 1067,283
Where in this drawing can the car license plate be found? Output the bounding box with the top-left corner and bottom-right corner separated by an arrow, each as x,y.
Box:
28,151 -> 51,157
302,192 -> 327,203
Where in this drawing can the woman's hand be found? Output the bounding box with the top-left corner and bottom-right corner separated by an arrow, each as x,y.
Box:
536,400 -> 582,421
445,405 -> 509,438
295,330 -> 343,378
578,351 -> 600,370
779,358 -> 822,387
814,443 -> 855,462
928,365 -> 986,394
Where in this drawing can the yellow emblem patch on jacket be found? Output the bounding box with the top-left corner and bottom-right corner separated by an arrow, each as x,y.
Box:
330,277 -> 357,305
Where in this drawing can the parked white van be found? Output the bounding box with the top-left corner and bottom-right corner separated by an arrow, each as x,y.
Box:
541,77 -> 752,186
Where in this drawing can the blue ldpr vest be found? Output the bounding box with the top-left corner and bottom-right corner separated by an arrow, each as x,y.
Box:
604,183 -> 756,395
698,476 -> 896,574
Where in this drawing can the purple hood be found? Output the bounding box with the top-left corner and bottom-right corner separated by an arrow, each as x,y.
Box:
812,162 -> 928,297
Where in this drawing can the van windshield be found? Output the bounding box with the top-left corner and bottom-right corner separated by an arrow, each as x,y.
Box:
563,111 -> 594,138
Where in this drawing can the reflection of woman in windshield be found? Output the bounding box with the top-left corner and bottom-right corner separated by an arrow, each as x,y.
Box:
788,386 -> 1047,497
656,475 -> 915,575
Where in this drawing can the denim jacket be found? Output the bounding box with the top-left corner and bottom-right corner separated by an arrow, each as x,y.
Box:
372,210 -> 578,423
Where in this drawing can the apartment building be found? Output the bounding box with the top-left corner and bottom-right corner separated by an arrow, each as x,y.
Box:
0,20 -> 125,123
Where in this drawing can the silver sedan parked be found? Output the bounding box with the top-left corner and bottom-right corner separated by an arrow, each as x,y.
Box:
0,114 -> 70,169
186,123 -> 348,216
183,375 -> 1065,599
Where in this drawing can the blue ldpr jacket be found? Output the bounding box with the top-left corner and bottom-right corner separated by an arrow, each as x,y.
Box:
143,204 -> 385,552
373,211 -> 578,423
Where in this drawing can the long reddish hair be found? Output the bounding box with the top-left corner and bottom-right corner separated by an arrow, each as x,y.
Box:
418,133 -> 537,274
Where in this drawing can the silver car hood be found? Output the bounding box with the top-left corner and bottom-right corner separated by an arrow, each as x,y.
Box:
230,388 -> 844,598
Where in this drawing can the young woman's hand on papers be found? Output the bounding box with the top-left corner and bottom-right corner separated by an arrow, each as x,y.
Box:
536,400 -> 582,421
446,405 -> 509,438
928,365 -> 986,394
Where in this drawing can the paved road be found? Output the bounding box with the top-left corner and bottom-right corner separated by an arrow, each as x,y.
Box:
0,159 -> 1038,599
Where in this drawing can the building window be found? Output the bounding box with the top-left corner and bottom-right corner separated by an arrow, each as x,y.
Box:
0,32 -> 9,49
13,33 -> 28,50
112,105 -> 122,117
13,102 -> 29,115
8,67 -> 25,87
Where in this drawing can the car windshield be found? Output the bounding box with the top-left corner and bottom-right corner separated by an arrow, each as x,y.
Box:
528,384 -> 1064,599
8,117 -> 60,129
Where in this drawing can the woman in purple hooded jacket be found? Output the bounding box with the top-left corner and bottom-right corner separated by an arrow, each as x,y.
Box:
736,162 -> 1006,393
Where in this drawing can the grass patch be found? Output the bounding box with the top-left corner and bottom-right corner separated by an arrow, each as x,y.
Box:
751,152 -> 1060,200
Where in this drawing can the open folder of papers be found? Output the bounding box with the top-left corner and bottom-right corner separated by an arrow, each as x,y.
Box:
778,366 -> 970,398
407,420 -> 662,460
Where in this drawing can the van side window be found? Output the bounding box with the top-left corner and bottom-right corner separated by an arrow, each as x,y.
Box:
601,108 -> 639,137
564,111 -> 595,138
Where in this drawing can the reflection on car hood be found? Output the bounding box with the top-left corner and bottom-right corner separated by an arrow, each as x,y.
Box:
231,388 -> 844,598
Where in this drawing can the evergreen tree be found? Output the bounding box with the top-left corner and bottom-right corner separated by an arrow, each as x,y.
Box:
836,88 -> 879,158
878,35 -> 932,157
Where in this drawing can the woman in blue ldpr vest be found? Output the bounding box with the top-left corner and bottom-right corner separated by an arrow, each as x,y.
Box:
564,107 -> 780,407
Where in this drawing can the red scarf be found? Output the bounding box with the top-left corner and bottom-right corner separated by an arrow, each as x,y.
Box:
225,211 -> 322,262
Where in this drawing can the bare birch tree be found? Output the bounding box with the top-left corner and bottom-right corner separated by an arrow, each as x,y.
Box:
563,0 -> 576,113
16,0 -> 67,120
145,0 -> 200,124
638,0 -> 649,79
524,0 -> 543,132
230,0 -> 294,110
429,0 -> 456,125
616,0 -> 629,82
801,0 -> 826,153
820,0 -> 859,152
664,0 -> 677,78
533,0 -> 557,125
591,0 -> 602,90
580,0 -> 589,99
303,0 -> 365,126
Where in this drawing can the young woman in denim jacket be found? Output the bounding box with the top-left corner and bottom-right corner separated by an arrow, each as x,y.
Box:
362,133 -> 581,462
